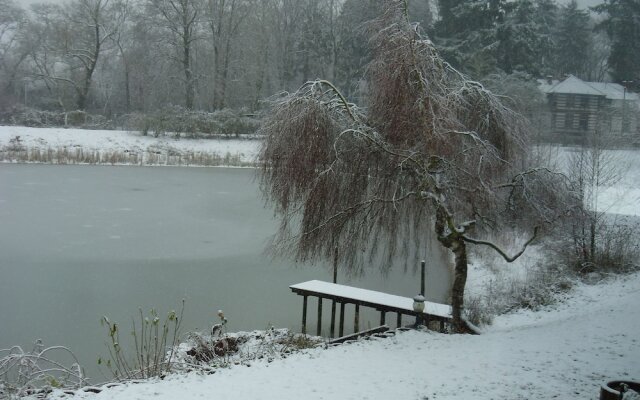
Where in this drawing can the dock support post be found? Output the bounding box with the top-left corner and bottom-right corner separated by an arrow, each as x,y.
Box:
396,313 -> 402,328
380,311 -> 385,326
354,304 -> 360,333
330,301 -> 336,338
421,259 -> 426,296
317,297 -> 323,336
302,295 -> 308,334
339,302 -> 345,337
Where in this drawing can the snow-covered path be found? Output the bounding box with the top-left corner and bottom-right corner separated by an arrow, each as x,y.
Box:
54,273 -> 640,400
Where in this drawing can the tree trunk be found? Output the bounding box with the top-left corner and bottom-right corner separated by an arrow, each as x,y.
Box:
183,30 -> 194,110
434,205 -> 468,333
450,238 -> 468,332
589,216 -> 596,265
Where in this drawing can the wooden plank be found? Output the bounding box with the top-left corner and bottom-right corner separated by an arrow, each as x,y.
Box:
328,325 -> 390,345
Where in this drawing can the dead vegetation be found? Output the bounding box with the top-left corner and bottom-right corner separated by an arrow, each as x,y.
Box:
0,143 -> 253,167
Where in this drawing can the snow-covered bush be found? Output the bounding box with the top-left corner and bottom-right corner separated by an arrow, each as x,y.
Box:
0,340 -> 87,398
125,107 -> 260,138
553,216 -> 640,275
464,255 -> 574,327
0,107 -> 112,129
176,327 -> 321,371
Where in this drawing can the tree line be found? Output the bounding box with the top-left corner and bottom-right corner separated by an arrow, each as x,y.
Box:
0,0 -> 638,116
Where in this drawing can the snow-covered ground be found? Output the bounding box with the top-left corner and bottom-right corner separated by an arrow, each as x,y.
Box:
2,126 -> 638,399
0,126 -> 259,166
48,272 -> 639,400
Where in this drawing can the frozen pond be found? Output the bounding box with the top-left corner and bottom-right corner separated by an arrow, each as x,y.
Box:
0,164 -> 449,382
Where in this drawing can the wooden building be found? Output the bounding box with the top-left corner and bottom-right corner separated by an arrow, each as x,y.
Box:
538,75 -> 639,144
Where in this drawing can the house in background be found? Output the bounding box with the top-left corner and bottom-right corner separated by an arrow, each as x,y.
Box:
538,75 -> 639,144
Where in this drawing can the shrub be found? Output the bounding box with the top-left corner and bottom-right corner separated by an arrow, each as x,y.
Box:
124,107 -> 260,138
0,340 -> 87,398
0,107 -> 112,129
177,312 -> 321,371
464,260 -> 574,327
99,301 -> 184,381
551,213 -> 640,275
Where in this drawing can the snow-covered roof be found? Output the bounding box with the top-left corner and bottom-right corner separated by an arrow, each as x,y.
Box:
539,75 -> 640,101
588,82 -> 640,101
546,75 -> 605,96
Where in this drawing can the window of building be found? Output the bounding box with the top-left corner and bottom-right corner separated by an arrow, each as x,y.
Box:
579,114 -> 588,130
580,96 -> 589,108
565,113 -> 574,129
566,95 -> 575,108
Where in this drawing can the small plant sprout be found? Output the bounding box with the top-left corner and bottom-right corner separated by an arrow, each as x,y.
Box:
99,300 -> 185,381
211,310 -> 228,337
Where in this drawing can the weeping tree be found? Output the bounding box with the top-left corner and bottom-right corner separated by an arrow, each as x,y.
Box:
258,1 -> 567,332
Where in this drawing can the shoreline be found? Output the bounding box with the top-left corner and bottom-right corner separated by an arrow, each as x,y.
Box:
0,125 -> 261,168
0,147 -> 258,168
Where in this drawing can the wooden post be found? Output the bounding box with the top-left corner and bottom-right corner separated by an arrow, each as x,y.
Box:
380,311 -> 386,325
339,302 -> 345,337
317,297 -> 323,336
330,302 -> 337,338
354,303 -> 360,333
396,312 -> 402,328
302,295 -> 308,334
333,246 -> 338,284
421,259 -> 426,296
330,246 -> 338,337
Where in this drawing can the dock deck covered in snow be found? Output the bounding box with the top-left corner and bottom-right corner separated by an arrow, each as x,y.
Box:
290,280 -> 452,337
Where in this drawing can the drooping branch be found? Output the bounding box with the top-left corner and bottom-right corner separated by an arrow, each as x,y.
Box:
462,226 -> 540,262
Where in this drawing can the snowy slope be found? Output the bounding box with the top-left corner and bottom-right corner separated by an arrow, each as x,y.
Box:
51,273 -> 640,400
0,126 -> 259,165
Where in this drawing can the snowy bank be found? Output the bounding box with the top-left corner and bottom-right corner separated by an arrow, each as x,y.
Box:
50,272 -> 640,400
0,126 -> 260,167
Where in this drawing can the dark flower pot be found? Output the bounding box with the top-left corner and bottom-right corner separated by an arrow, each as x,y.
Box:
601,380 -> 640,400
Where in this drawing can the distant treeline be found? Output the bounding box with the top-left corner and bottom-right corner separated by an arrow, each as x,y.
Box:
0,0 -> 637,118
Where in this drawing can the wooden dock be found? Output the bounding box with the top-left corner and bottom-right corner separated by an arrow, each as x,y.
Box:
290,280 -> 452,337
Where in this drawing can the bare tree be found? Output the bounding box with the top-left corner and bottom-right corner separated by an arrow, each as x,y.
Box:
41,0 -> 119,110
258,1 -> 568,332
0,0 -> 28,104
561,132 -> 637,272
206,0 -> 252,109
148,0 -> 201,109
111,0 -> 134,113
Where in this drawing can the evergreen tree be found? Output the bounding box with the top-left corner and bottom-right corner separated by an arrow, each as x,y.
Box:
554,0 -> 593,79
496,0 -> 555,75
594,0 -> 640,87
433,0 -> 508,75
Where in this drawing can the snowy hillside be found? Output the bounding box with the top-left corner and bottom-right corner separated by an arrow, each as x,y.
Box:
50,272 -> 640,400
